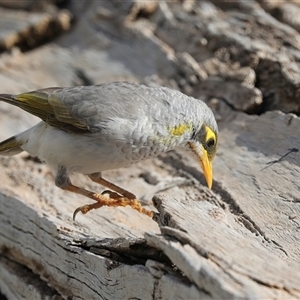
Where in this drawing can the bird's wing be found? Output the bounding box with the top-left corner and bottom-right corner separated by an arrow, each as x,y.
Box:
0,88 -> 88,133
21,88 -> 91,132
47,82 -> 176,134
52,82 -> 181,136
1,82 -> 205,136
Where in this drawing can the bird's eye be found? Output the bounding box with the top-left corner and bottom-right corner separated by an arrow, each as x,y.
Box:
206,138 -> 215,148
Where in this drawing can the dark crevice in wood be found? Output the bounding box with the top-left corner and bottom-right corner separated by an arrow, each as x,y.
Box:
157,151 -> 292,258
0,290 -> 7,300
212,182 -> 265,236
0,254 -> 61,299
248,274 -> 300,296
158,152 -> 265,236
71,237 -> 172,267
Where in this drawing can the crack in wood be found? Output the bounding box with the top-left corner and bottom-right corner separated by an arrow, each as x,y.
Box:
148,192 -> 300,298
159,152 -> 292,259
0,255 -> 61,300
261,147 -> 299,171
70,237 -> 171,267
158,152 -> 267,239
203,182 -> 291,257
209,254 -> 300,297
248,275 -> 300,296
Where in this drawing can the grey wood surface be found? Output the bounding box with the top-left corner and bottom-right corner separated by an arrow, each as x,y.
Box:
0,1 -> 299,299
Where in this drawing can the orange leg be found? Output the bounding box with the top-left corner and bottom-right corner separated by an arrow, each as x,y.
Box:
55,168 -> 153,220
88,173 -> 136,199
68,184 -> 153,220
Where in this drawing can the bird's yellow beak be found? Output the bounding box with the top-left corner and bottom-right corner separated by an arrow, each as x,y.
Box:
199,149 -> 213,189
188,142 -> 213,189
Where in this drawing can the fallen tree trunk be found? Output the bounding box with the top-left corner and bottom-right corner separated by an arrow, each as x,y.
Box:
0,110 -> 299,299
0,1 -> 300,299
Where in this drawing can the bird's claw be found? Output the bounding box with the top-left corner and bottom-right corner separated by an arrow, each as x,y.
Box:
73,206 -> 81,221
73,203 -> 101,220
73,194 -> 154,221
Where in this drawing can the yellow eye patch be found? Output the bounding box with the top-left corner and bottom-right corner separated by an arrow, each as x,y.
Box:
170,123 -> 192,136
205,125 -> 216,143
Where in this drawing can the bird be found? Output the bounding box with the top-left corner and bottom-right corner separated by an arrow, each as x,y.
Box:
0,82 -> 218,219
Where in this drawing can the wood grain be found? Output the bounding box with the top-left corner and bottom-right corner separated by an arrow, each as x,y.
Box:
0,1 -> 300,299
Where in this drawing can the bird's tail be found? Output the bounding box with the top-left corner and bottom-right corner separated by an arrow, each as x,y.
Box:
0,93 -> 18,106
0,135 -> 24,156
0,94 -> 24,156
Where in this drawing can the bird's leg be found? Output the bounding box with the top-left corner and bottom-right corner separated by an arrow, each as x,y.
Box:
55,167 -> 153,220
88,172 -> 136,199
87,172 -> 153,216
88,173 -> 127,199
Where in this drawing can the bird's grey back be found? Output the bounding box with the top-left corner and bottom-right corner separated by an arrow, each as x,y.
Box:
54,82 -> 217,135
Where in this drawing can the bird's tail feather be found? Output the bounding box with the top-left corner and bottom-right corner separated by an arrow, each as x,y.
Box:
0,135 -> 23,156
0,94 -> 17,106
0,94 -> 24,155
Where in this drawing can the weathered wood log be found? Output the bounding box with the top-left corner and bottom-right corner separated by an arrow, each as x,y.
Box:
0,7 -> 72,51
0,109 -> 299,299
0,1 -> 300,299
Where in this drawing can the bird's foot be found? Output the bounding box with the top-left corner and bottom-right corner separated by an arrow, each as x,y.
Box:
73,192 -> 153,220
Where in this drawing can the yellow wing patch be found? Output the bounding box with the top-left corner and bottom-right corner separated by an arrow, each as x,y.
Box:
170,123 -> 192,136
